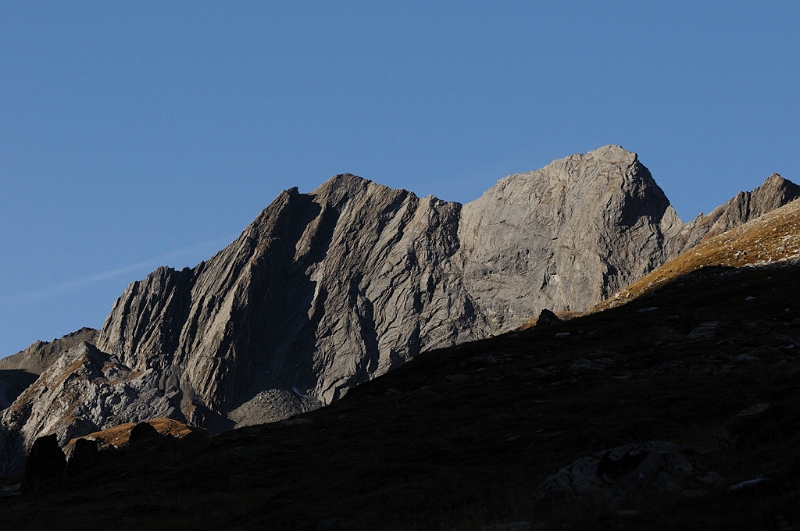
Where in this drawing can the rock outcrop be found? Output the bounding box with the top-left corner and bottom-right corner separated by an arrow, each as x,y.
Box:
19,434 -> 66,495
0,342 -> 178,475
670,173 -> 800,255
0,328 -> 98,409
0,328 -> 99,377
1,146 -> 796,477
533,441 -> 721,509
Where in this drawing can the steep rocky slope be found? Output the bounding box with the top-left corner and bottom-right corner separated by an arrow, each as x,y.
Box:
1,146 -> 796,476
0,328 -> 98,408
96,174 -> 486,426
458,145 -> 682,324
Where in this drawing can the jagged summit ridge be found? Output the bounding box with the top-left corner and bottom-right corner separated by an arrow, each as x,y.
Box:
1,145 -> 796,476
95,171 -> 480,429
676,173 -> 800,251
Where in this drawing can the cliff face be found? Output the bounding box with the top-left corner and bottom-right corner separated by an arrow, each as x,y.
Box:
95,174 -> 488,430
458,145 -> 683,326
1,146 -> 796,476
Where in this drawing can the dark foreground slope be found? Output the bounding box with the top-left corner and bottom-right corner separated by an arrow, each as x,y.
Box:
2,260 -> 798,531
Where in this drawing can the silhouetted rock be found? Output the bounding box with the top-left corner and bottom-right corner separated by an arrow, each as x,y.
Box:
65,437 -> 98,477
20,434 -> 66,495
537,309 -> 562,326
717,403 -> 800,452
128,421 -> 164,452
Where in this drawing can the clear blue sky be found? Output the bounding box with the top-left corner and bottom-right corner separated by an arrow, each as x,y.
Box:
1,1 -> 798,358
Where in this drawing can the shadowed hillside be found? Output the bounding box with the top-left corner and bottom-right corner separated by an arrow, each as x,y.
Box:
1,257 -> 797,530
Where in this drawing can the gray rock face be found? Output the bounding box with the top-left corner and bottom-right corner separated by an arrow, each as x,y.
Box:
1,146 -> 796,476
458,145 -> 683,323
95,175 -> 488,420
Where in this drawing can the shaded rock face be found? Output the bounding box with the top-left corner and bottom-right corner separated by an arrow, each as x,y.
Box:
1,146 -> 796,476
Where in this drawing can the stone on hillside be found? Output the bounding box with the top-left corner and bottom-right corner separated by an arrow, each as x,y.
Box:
66,437 -> 98,477
533,441 -> 721,509
687,321 -> 718,340
129,421 -> 166,452
536,309 -> 561,326
20,434 -> 65,495
717,403 -> 793,451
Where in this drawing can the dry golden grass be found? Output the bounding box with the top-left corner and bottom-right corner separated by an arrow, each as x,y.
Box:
518,311 -> 583,330
65,417 -> 199,453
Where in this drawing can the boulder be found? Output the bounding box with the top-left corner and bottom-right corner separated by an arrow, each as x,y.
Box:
533,441 -> 721,509
66,437 -> 98,477
536,309 -> 562,326
20,434 -> 66,495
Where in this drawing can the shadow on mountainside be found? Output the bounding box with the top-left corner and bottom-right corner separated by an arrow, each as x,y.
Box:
1,262 -> 799,530
0,370 -> 38,408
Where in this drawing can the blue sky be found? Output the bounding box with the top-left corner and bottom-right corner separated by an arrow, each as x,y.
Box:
1,1 -> 798,358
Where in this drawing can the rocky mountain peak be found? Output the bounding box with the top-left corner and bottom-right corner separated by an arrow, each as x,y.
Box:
458,145 -> 681,325
312,172 -> 373,198
584,144 -> 639,164
1,146 -> 796,477
756,172 -> 799,201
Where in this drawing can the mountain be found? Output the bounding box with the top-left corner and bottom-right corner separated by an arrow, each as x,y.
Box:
1,206 -> 797,530
1,146 -> 797,477
669,172 -> 800,255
